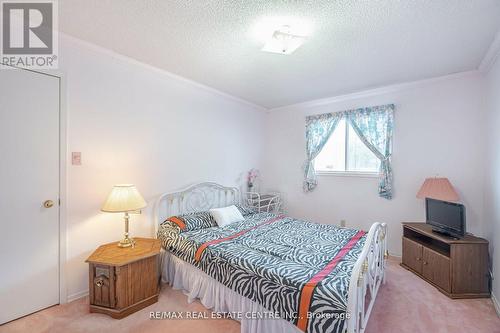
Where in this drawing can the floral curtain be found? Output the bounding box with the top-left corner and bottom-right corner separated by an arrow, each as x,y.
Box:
303,104 -> 394,199
348,104 -> 395,199
303,113 -> 342,192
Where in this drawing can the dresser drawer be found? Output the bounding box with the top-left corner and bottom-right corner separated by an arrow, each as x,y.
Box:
89,264 -> 115,308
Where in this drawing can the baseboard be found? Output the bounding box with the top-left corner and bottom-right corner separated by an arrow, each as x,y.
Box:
389,253 -> 402,259
67,290 -> 89,303
492,293 -> 500,318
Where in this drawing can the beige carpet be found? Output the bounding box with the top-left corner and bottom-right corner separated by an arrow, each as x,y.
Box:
1,258 -> 499,333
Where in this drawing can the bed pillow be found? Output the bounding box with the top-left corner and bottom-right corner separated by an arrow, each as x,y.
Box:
165,211 -> 216,232
235,204 -> 256,216
157,220 -> 182,250
209,205 -> 245,227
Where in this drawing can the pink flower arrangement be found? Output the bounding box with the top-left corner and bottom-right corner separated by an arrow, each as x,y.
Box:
247,168 -> 259,189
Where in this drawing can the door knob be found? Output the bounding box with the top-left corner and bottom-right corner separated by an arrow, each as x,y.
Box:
43,200 -> 54,208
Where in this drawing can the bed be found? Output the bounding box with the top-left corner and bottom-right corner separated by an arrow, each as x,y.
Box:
153,182 -> 387,333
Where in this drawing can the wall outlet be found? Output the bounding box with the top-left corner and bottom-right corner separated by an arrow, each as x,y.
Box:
340,219 -> 346,227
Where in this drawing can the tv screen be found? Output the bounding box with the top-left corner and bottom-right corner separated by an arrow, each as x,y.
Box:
425,198 -> 465,238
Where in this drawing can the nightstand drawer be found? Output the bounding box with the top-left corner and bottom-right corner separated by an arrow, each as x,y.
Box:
89,264 -> 116,308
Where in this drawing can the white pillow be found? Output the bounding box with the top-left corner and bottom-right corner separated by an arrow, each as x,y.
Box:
209,205 -> 245,227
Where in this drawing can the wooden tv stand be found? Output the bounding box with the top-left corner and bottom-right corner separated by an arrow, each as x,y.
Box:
401,223 -> 489,299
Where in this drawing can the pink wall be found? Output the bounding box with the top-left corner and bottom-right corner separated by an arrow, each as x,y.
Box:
59,35 -> 266,300
262,73 -> 487,257
484,53 -> 500,309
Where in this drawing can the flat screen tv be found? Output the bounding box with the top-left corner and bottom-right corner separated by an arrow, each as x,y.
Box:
425,198 -> 465,238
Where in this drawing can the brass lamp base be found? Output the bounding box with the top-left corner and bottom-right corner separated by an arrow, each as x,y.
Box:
117,212 -> 135,248
118,237 -> 135,248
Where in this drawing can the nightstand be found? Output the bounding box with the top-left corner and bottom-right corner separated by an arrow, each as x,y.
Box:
85,237 -> 161,318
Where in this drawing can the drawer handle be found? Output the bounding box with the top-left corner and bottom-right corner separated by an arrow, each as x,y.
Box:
423,261 -> 428,265
95,279 -> 104,287
416,257 -> 421,261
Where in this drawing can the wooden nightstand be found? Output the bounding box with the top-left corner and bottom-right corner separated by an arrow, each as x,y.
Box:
85,237 -> 161,318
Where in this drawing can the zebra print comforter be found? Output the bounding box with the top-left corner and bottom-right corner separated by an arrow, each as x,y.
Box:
158,212 -> 366,333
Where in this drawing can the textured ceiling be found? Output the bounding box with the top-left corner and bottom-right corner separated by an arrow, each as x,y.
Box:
59,0 -> 500,109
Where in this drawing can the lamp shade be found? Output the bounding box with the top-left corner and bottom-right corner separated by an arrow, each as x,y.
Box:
101,184 -> 147,212
416,177 -> 459,202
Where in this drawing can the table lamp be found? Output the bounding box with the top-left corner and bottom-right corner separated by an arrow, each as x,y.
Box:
101,184 -> 147,248
416,177 -> 459,202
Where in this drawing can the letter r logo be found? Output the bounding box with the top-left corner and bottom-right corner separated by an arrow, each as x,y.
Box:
2,2 -> 53,54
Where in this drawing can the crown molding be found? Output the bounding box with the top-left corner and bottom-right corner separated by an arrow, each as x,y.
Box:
58,33 -> 268,112
268,71 -> 480,112
479,31 -> 500,73
58,31 -> 491,113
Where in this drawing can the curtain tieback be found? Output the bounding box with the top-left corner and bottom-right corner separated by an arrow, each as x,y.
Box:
381,154 -> 391,162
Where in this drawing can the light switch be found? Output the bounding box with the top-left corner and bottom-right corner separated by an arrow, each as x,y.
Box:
72,152 -> 81,165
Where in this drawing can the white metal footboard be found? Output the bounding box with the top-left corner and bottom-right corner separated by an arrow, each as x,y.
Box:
346,222 -> 388,333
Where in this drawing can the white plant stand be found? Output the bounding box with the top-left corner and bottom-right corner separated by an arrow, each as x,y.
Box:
245,191 -> 282,213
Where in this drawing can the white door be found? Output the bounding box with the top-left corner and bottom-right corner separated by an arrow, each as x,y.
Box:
0,65 -> 60,324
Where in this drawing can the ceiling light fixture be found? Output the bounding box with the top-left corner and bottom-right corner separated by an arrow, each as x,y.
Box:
261,25 -> 306,55
251,16 -> 313,55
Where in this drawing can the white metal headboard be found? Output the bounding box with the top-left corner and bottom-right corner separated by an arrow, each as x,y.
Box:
153,182 -> 240,234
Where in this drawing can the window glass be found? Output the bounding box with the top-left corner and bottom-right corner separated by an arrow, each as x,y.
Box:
314,119 -> 380,173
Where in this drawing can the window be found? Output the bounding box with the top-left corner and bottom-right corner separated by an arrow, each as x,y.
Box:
314,118 -> 380,174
